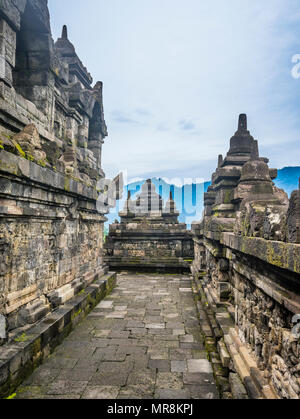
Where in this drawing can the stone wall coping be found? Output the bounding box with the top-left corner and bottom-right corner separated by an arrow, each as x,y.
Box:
0,150 -> 99,201
221,232 -> 300,275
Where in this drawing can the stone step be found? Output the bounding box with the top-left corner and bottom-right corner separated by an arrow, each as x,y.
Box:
229,328 -> 242,352
192,275 -> 278,400
0,271 -> 117,399
215,310 -> 234,336
227,305 -> 235,321
224,333 -> 236,354
225,328 -> 278,399
229,373 -> 249,399
47,278 -> 83,307
232,352 -> 251,382
223,331 -> 259,398
203,285 -> 216,308
239,346 -> 257,371
18,296 -> 50,325
218,339 -> 231,368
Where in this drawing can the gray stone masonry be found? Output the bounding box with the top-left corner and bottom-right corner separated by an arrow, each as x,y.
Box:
0,0 -> 122,343
192,114 -> 300,400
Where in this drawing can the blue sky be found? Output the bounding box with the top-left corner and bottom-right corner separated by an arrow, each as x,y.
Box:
49,0 -> 300,183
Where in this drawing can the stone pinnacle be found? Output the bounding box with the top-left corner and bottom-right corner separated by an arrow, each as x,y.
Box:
218,154 -> 223,168
62,25 -> 68,39
238,114 -> 247,131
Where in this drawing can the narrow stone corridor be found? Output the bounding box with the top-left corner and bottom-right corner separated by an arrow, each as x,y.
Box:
14,274 -> 219,399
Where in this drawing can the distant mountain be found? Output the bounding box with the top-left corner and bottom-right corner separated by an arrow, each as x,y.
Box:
106,178 -> 210,228
106,167 -> 300,229
274,167 -> 300,196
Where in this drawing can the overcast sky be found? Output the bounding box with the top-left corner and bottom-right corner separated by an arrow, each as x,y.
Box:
49,0 -> 300,183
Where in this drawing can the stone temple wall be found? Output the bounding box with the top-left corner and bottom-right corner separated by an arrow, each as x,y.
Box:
0,0 -> 119,344
192,115 -> 300,399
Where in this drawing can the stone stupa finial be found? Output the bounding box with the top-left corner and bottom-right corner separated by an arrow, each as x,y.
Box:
228,114 -> 254,157
164,188 -> 179,216
238,114 -> 247,131
62,25 -> 68,39
218,154 -> 223,168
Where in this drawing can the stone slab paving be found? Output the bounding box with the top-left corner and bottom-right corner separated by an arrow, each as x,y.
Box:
14,274 -> 219,399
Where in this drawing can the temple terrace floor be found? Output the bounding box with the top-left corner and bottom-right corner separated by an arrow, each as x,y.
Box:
14,273 -> 219,399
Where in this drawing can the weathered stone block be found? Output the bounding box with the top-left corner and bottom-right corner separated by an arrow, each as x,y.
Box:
0,55 -> 7,82
18,297 -> 50,326
0,17 -> 16,46
229,373 -> 248,399
0,35 -> 13,65
0,3 -> 23,30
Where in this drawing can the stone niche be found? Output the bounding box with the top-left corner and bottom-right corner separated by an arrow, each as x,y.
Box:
105,180 -> 194,273
0,1 -> 121,343
192,115 -> 300,400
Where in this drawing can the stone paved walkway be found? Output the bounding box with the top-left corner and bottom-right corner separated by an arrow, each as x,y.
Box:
14,274 -> 219,399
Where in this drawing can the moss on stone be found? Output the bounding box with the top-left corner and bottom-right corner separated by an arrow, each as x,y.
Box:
26,154 -> 34,162
64,177 -> 70,192
14,143 -> 26,158
5,393 -> 16,400
30,338 -> 42,357
224,189 -> 232,204
14,333 -> 28,343
37,159 -> 46,168
71,308 -> 82,320
87,294 -> 96,308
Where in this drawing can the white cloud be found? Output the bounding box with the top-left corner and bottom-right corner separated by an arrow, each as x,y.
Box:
49,0 -> 300,180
